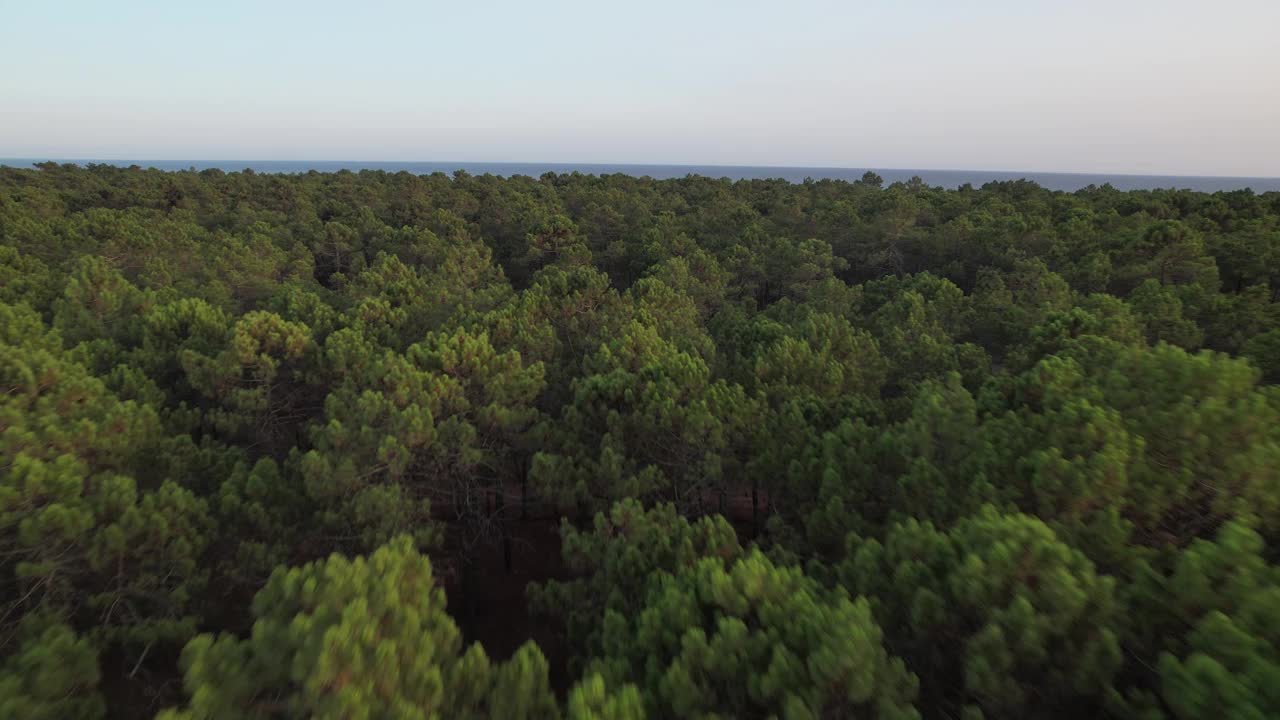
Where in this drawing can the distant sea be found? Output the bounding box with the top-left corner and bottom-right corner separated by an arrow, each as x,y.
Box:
3,159 -> 1279,193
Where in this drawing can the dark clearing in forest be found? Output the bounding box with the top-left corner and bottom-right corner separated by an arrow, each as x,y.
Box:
3,162 -> 1280,719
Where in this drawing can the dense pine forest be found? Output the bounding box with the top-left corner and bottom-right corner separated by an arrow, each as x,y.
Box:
4,162 -> 1280,719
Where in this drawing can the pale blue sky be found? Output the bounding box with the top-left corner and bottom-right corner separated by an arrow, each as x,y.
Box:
2,0 -> 1277,175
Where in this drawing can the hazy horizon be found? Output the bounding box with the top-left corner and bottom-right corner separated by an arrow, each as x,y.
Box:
6,157 -> 1280,181
4,1 -> 1278,177
9,158 -> 1280,194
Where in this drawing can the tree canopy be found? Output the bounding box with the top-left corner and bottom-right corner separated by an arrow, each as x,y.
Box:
3,162 -> 1280,718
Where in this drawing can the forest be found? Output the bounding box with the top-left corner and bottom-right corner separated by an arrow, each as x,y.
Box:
2,162 -> 1280,719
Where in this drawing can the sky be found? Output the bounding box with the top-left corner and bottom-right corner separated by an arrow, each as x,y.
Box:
2,0 -> 1277,176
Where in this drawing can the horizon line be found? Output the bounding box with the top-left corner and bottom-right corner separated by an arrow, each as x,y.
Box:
2,157 -> 1278,182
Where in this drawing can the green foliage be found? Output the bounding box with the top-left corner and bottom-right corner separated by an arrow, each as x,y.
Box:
1,322 -> 214,647
301,323 -> 543,552
1126,521 -> 1280,720
5,164 -> 1280,718
1129,279 -> 1204,349
182,309 -> 316,443
532,321 -> 753,513
530,500 -> 742,667
1243,327 -> 1280,382
841,507 -> 1121,719
161,536 -> 558,720
53,256 -> 151,351
0,245 -> 57,310
0,616 -> 103,720
864,274 -> 989,391
564,675 -> 646,720
595,548 -> 920,719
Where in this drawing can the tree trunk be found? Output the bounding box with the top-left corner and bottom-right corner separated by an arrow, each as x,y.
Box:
461,562 -> 477,626
520,455 -> 529,519
495,488 -> 512,573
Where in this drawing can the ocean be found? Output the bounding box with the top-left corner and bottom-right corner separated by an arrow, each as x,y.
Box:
3,159 -> 1278,193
